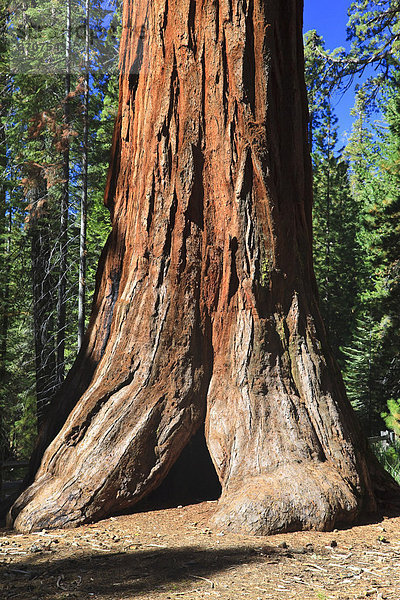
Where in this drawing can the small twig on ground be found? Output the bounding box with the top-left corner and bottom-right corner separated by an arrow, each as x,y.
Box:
305,563 -> 327,572
331,552 -> 353,560
6,568 -> 32,576
189,574 -> 215,589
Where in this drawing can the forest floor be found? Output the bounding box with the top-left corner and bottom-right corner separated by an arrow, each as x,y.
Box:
1,501 -> 400,600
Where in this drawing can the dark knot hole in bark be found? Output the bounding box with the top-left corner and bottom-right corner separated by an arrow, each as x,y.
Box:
186,144 -> 205,230
228,236 -> 239,302
134,425 -> 222,511
128,24 -> 146,103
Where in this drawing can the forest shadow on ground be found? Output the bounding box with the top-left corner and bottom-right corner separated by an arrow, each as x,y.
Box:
1,545 -> 271,599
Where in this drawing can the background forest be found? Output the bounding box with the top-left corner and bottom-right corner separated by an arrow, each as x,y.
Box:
0,0 -> 399,476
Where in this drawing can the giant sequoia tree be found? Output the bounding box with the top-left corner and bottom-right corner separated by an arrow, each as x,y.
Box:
7,0 -> 399,534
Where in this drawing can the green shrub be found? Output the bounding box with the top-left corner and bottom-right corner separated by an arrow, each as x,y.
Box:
382,398 -> 400,437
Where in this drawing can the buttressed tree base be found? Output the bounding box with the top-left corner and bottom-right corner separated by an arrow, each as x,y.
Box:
8,0 -> 399,534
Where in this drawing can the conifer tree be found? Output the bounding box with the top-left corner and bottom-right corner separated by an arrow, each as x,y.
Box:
0,0 -> 118,461
304,31 -> 361,362
342,80 -> 400,431
370,82 -> 400,406
346,0 -> 400,81
321,0 -> 400,97
0,0 -> 10,483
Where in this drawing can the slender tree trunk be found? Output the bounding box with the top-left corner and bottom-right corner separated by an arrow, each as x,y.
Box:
29,183 -> 57,429
325,108 -> 331,337
0,87 -> 8,380
0,105 -> 8,494
0,55 -> 11,491
57,0 -> 72,385
78,0 -> 90,351
8,0 -> 399,533
0,208 -> 10,385
0,219 -> 8,391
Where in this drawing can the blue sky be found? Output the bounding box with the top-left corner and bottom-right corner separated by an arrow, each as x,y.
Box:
304,0 -> 351,51
303,0 -> 356,144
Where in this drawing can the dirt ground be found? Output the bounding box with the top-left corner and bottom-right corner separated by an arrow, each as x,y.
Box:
1,501 -> 400,600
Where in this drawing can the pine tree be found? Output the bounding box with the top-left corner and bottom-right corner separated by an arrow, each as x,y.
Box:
0,0 -> 10,484
0,0 -> 118,461
323,0 -> 400,98
346,0 -> 400,80
370,82 -> 400,405
340,78 -> 400,433
304,31 -> 362,362
342,314 -> 381,434
78,0 -> 90,351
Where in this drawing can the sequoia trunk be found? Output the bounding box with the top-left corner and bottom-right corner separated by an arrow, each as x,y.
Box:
8,0 -> 399,533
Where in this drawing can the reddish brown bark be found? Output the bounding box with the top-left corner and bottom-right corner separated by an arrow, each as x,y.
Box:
8,0 -> 399,533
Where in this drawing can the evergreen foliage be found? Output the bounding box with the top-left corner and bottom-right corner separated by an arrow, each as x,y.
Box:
305,4 -> 400,435
0,0 -> 119,461
304,32 -> 361,362
340,81 -> 400,432
346,0 -> 400,79
318,0 -> 400,100
382,398 -> 400,437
